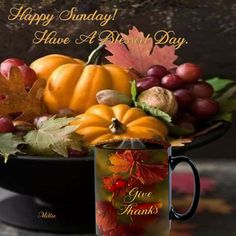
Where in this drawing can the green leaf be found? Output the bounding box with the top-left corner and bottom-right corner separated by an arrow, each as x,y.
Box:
219,99 -> 236,112
217,85 -> 236,103
135,101 -> 172,123
24,117 -> 83,157
168,124 -> 195,136
131,80 -> 138,103
0,133 -> 25,163
206,77 -> 235,94
211,112 -> 232,122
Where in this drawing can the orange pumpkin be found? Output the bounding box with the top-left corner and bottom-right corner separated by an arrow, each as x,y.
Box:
30,45 -> 134,114
71,104 -> 168,145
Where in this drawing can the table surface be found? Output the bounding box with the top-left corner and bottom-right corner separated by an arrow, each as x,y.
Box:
0,159 -> 235,236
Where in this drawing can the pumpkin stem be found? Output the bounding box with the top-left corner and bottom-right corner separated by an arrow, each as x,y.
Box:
109,118 -> 127,135
86,44 -> 105,65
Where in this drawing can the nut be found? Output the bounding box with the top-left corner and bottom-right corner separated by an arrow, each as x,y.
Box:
96,90 -> 132,106
137,86 -> 178,116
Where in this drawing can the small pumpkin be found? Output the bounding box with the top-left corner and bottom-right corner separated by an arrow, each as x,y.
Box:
30,45 -> 134,114
71,104 -> 168,145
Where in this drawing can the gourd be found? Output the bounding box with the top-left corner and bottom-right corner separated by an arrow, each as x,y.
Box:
71,104 -> 168,145
30,45 -> 133,114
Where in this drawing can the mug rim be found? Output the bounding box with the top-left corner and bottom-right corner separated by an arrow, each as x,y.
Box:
95,138 -> 170,150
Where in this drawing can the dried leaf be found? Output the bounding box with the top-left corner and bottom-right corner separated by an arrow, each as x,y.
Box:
173,197 -> 233,214
96,201 -> 117,233
0,67 -> 46,121
109,150 -> 168,185
109,152 -> 133,174
109,150 -> 149,174
135,162 -> 168,185
0,133 -> 25,163
172,173 -> 216,195
24,117 -> 83,157
105,26 -> 178,74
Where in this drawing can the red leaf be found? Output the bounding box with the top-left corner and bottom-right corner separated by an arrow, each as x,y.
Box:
109,150 -> 150,174
135,162 -> 168,185
172,173 -> 216,195
127,176 -> 156,193
105,26 -> 178,73
96,201 -> 117,233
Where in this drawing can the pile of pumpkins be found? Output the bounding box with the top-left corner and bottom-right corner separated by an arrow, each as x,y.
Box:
30,46 -> 168,146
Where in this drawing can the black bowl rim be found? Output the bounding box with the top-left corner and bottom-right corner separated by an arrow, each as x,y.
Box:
9,155 -> 93,162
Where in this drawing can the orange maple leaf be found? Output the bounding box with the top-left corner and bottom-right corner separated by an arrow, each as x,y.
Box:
109,152 -> 133,174
109,150 -> 149,174
109,150 -> 168,185
105,26 -> 178,74
0,67 -> 46,121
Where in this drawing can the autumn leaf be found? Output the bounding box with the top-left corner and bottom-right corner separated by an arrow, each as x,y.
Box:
127,176 -> 156,193
172,173 -> 216,195
173,197 -> 233,214
0,133 -> 25,163
109,150 -> 149,174
0,67 -> 46,121
109,152 -> 133,174
135,162 -> 168,185
105,26 -> 178,74
109,150 -> 168,185
96,201 -> 117,233
24,117 -> 83,157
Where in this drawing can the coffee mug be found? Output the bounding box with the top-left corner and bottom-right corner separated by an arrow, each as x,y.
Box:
95,140 -> 200,236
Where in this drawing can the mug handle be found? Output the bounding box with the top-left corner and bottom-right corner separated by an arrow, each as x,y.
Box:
169,156 -> 200,221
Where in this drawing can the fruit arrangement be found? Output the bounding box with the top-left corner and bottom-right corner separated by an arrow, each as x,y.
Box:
0,27 -> 235,161
135,63 -> 219,126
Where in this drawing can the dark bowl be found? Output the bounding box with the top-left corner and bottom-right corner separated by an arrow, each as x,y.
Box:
0,156 -> 95,233
0,156 -> 94,204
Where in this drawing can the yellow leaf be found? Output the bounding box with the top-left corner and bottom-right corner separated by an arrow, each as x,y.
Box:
0,67 -> 46,121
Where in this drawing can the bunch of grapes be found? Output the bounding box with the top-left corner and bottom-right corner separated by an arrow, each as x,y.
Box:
136,63 -> 219,121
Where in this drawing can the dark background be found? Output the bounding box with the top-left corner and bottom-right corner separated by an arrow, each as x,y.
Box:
0,0 -> 235,159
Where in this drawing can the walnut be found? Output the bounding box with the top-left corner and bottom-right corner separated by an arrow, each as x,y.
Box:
137,86 -> 178,116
